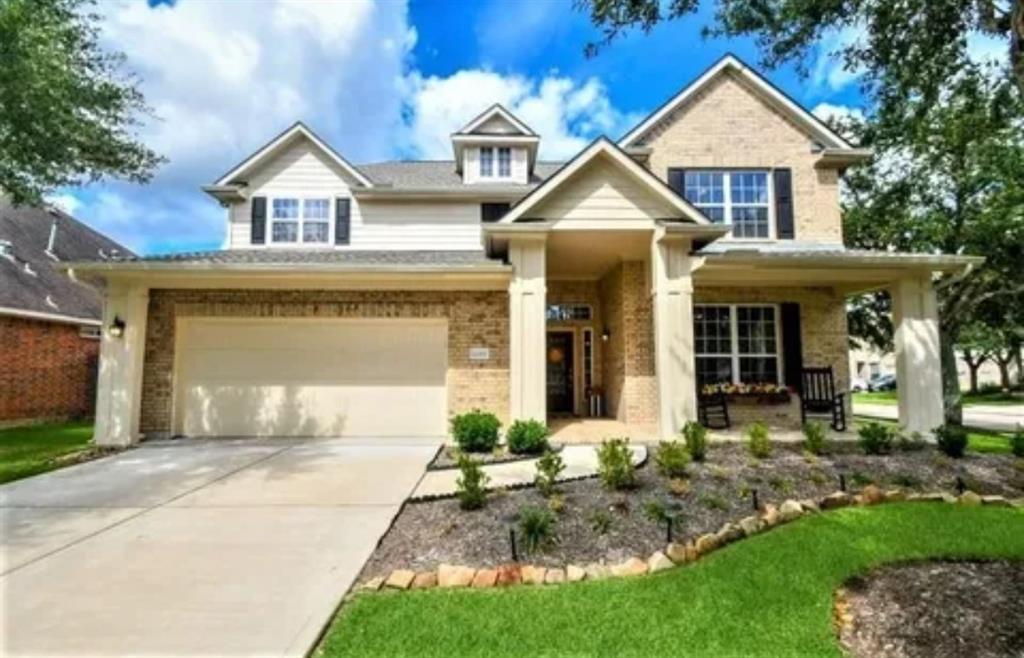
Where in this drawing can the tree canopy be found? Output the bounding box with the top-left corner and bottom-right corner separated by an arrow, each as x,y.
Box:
0,0 -> 163,205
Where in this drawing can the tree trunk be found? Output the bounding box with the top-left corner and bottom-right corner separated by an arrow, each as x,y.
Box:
969,364 -> 980,394
998,359 -> 1011,391
940,327 -> 963,425
1015,347 -> 1023,387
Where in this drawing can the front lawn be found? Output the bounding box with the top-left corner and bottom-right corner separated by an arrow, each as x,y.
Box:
0,421 -> 95,484
853,390 -> 1023,407
319,504 -> 1024,658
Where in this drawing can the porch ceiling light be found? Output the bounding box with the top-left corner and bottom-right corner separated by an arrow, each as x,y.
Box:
601,327 -> 611,342
108,315 -> 126,338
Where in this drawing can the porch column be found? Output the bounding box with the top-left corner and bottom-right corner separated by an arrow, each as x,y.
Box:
93,281 -> 149,447
891,273 -> 943,434
508,236 -> 547,423
651,230 -> 697,438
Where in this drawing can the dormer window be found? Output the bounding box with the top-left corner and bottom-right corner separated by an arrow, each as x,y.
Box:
271,197 -> 331,244
498,147 -> 511,177
480,147 -> 494,177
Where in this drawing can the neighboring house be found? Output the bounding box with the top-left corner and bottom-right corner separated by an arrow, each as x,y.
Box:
0,199 -> 132,424
65,55 -> 979,447
850,345 -> 1020,392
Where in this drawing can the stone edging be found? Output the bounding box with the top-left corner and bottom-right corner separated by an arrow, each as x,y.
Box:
426,444 -> 567,472
356,488 -> 1023,593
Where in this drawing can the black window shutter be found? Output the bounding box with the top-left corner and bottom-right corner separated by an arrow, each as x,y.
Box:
250,196 -> 266,245
667,168 -> 686,195
480,202 -> 510,223
335,198 -> 351,245
780,302 -> 803,391
773,168 -> 794,239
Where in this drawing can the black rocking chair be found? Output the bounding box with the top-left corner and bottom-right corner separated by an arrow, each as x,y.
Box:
799,367 -> 847,431
698,388 -> 731,430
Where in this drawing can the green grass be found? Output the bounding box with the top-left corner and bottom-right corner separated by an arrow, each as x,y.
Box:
318,505 -> 1024,658
853,390 -> 1023,407
0,422 -> 95,484
852,416 -> 1013,455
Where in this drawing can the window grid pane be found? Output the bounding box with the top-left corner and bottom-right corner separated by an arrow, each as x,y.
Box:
730,172 -> 769,238
303,199 -> 329,220
740,357 -> 778,383
697,357 -> 733,388
694,306 -> 732,355
272,198 -> 299,219
480,147 -> 494,177
498,147 -> 511,177
683,172 -> 725,224
272,222 -> 298,243
736,306 -> 777,355
302,222 -> 329,243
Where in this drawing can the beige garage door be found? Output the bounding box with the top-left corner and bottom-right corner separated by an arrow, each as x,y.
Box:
174,318 -> 447,437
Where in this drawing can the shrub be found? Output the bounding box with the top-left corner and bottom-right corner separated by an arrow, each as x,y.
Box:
518,505 -> 557,554
897,431 -> 928,452
455,454 -> 489,510
682,421 -> 708,462
1010,429 -> 1024,457
596,438 -> 636,490
534,449 -> 565,497
802,421 -> 826,455
655,440 -> 691,478
668,477 -> 691,496
588,509 -> 613,535
451,410 -> 501,453
746,422 -> 772,458
858,421 -> 895,455
506,419 -> 549,455
643,499 -> 669,524
548,494 -> 566,514
933,424 -> 968,458
700,494 -> 729,511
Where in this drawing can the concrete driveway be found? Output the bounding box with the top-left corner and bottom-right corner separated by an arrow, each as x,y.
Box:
0,437 -> 437,658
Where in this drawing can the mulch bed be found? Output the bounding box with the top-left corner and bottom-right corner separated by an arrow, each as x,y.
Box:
838,560 -> 1024,658
359,442 -> 1024,581
428,444 -> 564,470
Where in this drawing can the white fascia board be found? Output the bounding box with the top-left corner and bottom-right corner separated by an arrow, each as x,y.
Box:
0,306 -> 101,326
498,138 -> 708,224
618,54 -> 853,150
456,104 -> 537,136
213,122 -> 373,188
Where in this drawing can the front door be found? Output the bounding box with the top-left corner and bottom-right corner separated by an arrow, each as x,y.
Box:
546,331 -> 574,414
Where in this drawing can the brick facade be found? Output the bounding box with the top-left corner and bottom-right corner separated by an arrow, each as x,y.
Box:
139,289 -> 509,436
694,286 -> 851,428
640,70 -> 843,243
0,316 -> 98,422
598,262 -> 658,425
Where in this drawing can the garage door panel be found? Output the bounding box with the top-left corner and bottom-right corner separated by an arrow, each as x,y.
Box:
176,319 -> 447,437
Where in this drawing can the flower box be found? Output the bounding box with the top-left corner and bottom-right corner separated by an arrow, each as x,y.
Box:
702,383 -> 793,406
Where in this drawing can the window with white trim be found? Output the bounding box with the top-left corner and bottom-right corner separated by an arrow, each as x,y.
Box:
694,304 -> 780,386
683,171 -> 771,239
498,147 -> 511,177
480,147 -> 494,177
271,197 -> 331,244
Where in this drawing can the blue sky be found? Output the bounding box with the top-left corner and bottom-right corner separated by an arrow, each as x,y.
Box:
55,0 -> 872,255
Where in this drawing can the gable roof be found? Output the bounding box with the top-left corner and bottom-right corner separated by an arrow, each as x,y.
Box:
213,121 -> 373,188
0,198 -> 133,323
498,137 -> 708,224
455,103 -> 537,136
618,53 -> 854,150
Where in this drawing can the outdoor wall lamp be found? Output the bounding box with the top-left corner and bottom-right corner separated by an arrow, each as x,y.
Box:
601,327 -> 611,342
108,315 -> 126,338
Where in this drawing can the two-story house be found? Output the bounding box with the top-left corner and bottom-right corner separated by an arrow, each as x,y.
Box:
68,55 -> 978,446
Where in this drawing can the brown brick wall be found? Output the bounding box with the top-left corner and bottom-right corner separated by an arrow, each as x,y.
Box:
640,70 -> 843,243
598,262 -> 658,425
694,286 -> 850,428
0,316 -> 98,422
140,289 -> 509,435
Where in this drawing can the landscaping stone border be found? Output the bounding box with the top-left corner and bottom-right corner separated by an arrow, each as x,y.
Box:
355,487 -> 1023,594
426,443 -> 567,472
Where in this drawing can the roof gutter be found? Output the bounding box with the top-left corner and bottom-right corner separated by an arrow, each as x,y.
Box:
702,251 -> 983,272
58,260 -> 513,275
0,305 -> 100,326
352,187 -> 533,201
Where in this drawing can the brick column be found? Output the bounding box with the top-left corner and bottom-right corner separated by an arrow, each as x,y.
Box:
94,281 -> 149,446
508,236 -> 547,423
651,230 -> 697,438
891,273 -> 943,434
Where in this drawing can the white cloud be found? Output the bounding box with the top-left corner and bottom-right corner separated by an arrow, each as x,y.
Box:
811,24 -> 866,91
44,193 -> 82,216
63,1 -> 636,254
811,102 -> 866,141
402,69 -> 640,160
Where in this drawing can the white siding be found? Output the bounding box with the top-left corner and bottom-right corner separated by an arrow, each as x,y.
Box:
226,137 -> 483,251
475,115 -> 520,134
532,158 -> 678,221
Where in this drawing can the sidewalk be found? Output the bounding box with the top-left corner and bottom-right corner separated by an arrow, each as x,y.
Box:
853,402 -> 1024,432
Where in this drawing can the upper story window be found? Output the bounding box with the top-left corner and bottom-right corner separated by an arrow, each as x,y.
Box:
498,147 -> 511,177
683,171 -> 771,239
271,197 -> 330,244
480,147 -> 494,177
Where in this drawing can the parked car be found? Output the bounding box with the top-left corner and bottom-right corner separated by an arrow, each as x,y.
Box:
850,376 -> 869,392
868,374 -> 897,391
